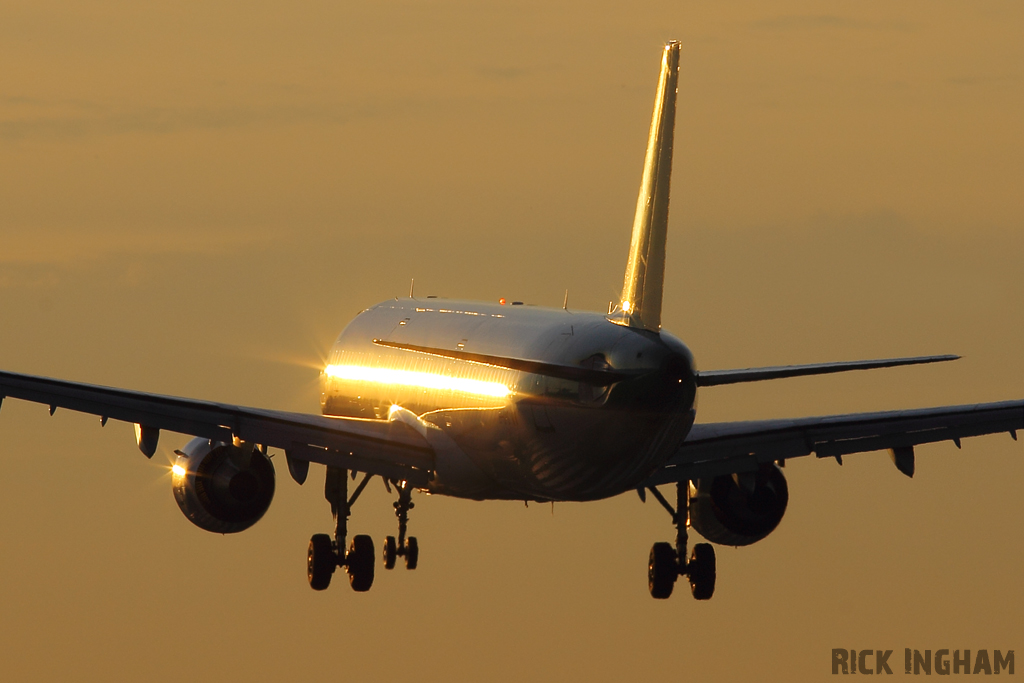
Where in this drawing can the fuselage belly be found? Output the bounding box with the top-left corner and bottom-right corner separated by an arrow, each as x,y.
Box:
321,298 -> 697,501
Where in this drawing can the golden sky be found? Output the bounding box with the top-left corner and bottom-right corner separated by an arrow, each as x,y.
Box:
1,1 -> 1022,680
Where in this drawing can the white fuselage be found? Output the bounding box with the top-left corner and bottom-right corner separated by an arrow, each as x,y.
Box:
320,298 -> 697,501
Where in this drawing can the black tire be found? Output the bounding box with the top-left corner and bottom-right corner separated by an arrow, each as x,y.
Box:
307,533 -> 335,591
347,534 -> 375,592
383,536 -> 397,570
648,542 -> 677,599
405,537 -> 418,570
688,543 -> 716,600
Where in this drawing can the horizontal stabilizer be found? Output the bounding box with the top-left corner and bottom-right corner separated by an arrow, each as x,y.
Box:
372,340 -> 637,386
695,354 -> 959,387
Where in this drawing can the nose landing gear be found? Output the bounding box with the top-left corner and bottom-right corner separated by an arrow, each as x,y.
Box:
382,480 -> 419,570
307,467 -> 376,592
646,480 -> 716,601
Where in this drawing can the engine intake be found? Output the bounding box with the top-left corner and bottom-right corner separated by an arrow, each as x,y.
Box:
172,437 -> 276,534
689,464 -> 788,546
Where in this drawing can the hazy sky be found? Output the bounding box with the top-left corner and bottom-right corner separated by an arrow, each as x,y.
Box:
1,2 -> 1022,681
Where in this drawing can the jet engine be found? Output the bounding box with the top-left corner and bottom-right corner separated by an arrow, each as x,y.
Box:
688,464 -> 788,547
171,437 -> 276,534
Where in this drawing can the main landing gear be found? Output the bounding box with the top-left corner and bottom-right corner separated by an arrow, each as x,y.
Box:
307,467 -> 375,591
646,480 -> 716,601
307,468 -> 419,592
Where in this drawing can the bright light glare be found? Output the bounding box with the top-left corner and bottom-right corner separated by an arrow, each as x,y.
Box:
324,364 -> 510,398
171,464 -> 186,476
621,300 -> 632,313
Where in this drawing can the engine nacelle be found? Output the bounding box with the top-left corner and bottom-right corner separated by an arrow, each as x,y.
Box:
172,437 -> 276,534
689,464 -> 789,547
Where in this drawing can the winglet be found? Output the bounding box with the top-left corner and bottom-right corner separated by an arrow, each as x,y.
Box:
615,41 -> 681,332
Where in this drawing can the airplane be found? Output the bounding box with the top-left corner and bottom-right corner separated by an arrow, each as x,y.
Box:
1,41 -> 1021,600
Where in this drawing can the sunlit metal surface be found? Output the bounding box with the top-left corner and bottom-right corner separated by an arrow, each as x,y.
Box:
319,297 -> 698,500
324,364 -> 511,398
617,41 -> 681,332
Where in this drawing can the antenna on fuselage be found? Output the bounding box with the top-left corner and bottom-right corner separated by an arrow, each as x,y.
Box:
409,278 -> 415,298
615,41 -> 680,333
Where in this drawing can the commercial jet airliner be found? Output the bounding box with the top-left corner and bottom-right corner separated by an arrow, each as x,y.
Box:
2,42 -> 1021,600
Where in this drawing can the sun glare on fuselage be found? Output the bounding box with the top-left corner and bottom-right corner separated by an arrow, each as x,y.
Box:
323,364 -> 511,398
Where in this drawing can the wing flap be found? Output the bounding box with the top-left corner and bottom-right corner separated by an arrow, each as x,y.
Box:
645,400 -> 1024,484
284,443 -> 432,487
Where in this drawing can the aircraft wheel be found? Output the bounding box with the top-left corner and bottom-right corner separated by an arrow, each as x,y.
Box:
405,537 -> 419,570
307,533 -> 335,591
688,543 -> 716,600
383,536 -> 397,570
347,534 -> 375,592
648,542 -> 677,599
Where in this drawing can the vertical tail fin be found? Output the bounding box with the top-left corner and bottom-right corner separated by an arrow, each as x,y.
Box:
616,42 -> 680,332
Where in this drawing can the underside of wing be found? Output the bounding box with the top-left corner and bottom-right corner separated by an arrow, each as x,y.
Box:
645,399 -> 1024,485
0,369 -> 434,486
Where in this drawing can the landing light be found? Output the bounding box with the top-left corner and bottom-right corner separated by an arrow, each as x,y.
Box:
171,464 -> 186,476
621,301 -> 632,313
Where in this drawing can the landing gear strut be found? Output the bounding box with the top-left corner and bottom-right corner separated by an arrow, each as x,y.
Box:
646,480 -> 716,600
383,480 -> 418,570
307,467 -> 375,592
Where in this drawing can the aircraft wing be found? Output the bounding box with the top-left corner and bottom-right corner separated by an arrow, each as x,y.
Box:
0,369 -> 435,486
644,400 -> 1024,485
